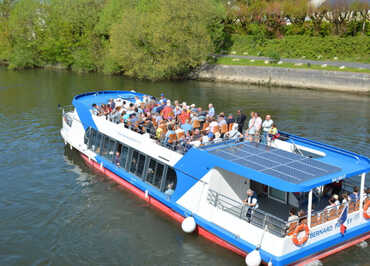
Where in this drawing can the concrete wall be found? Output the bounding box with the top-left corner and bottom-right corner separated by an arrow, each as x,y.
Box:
191,64 -> 370,93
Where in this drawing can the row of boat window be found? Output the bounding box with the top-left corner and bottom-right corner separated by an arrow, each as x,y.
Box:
84,127 -> 177,196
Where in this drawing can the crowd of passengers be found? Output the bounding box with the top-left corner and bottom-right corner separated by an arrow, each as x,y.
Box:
242,184 -> 370,228
287,185 -> 370,227
91,93 -> 280,152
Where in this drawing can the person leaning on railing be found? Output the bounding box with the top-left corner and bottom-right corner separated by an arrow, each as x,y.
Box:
243,189 -> 259,223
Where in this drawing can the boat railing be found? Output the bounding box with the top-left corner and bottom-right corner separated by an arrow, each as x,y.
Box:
207,189 -> 288,237
61,104 -> 75,115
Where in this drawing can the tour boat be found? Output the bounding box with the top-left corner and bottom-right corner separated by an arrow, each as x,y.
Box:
60,90 -> 370,266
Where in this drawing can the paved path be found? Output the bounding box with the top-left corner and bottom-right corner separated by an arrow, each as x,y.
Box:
216,55 -> 370,70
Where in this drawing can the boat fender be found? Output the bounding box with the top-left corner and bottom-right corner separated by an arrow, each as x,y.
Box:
363,200 -> 370,219
292,224 -> 310,246
245,249 -> 261,266
181,216 -> 196,233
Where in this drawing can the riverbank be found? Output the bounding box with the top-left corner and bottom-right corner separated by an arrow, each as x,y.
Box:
191,64 -> 370,94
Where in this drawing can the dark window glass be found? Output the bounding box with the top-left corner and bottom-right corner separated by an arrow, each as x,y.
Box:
153,163 -> 164,188
146,159 -> 156,183
120,145 -> 129,169
101,137 -> 116,160
130,150 -> 139,173
84,127 -> 91,145
163,167 -> 177,196
88,129 -> 96,150
136,154 -> 146,178
93,132 -> 102,153
100,135 -> 109,156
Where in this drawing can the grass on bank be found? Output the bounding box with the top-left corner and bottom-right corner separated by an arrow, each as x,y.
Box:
224,35 -> 370,64
215,57 -> 370,74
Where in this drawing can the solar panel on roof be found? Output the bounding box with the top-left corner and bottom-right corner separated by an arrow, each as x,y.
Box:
204,142 -> 341,184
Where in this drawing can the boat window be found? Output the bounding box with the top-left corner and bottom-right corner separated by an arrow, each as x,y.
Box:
120,145 -> 129,169
88,128 -> 96,150
163,167 -> 177,196
130,150 -> 139,174
145,158 -> 164,189
93,131 -> 102,153
146,159 -> 156,183
101,136 -> 116,161
269,187 -> 287,203
84,127 -> 91,145
154,163 -> 164,188
136,153 -> 146,178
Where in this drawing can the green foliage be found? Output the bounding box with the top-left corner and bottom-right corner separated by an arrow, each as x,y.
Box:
7,0 -> 45,69
228,34 -> 370,63
267,50 -> 280,63
108,0 -> 226,80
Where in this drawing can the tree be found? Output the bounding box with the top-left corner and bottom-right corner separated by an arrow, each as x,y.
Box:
283,0 -> 309,26
109,0 -> 226,80
7,0 -> 46,69
308,3 -> 328,35
0,0 -> 16,60
324,0 -> 352,35
264,0 -> 285,38
351,0 -> 370,34
39,0 -> 104,71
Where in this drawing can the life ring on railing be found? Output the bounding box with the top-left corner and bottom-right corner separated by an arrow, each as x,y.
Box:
363,200 -> 370,219
292,224 -> 309,246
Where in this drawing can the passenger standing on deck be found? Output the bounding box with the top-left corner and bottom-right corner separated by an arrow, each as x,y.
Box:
246,112 -> 256,142
253,112 -> 262,142
262,115 -> 273,144
208,103 -> 215,118
243,189 -> 259,222
350,186 -> 359,201
236,110 -> 246,133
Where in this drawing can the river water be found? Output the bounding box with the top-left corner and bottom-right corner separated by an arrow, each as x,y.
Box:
0,67 -> 369,266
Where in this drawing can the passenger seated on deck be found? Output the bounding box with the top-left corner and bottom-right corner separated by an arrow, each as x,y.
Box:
225,123 -> 242,140
341,192 -> 349,204
114,151 -> 120,166
350,186 -> 359,202
332,194 -> 340,207
243,189 -> 259,222
267,124 -> 279,146
325,198 -> 336,210
92,104 -> 98,115
288,208 -> 299,224
298,209 -> 306,224
164,183 -> 175,196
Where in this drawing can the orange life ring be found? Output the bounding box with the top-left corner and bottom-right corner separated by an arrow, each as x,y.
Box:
292,224 -> 310,246
364,200 -> 370,219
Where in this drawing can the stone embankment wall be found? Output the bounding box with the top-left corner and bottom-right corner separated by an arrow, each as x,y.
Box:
191,64 -> 370,93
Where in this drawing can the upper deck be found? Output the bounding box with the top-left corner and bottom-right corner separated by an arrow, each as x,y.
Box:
72,90 -> 370,193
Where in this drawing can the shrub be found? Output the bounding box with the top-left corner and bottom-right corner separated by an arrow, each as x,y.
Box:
227,34 -> 370,63
109,0 -> 226,80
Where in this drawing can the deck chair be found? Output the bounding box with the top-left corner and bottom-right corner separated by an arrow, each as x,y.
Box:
327,208 -> 338,221
192,120 -> 201,129
201,122 -> 210,133
177,131 -> 185,140
212,125 -> 220,134
220,124 -> 228,134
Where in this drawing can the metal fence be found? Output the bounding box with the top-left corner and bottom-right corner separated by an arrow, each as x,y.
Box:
207,189 -> 287,237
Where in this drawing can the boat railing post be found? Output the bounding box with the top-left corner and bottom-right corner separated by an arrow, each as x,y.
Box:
214,192 -> 219,207
360,172 -> 366,211
307,189 -> 313,229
